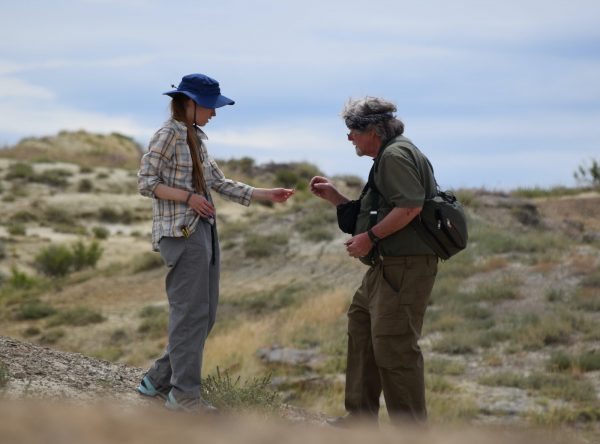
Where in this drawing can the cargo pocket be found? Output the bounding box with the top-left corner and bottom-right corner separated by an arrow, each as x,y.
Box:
372,318 -> 416,369
158,236 -> 187,269
387,260 -> 437,313
372,269 -> 405,319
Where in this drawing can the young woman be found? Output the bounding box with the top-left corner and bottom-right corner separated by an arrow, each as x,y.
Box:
137,73 -> 294,412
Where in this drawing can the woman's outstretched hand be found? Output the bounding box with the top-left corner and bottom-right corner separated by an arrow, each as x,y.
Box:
252,188 -> 295,203
268,188 -> 295,203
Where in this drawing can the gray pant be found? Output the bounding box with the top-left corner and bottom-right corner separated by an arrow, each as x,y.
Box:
146,221 -> 219,400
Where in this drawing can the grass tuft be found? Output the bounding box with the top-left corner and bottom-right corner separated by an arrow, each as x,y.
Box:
0,361 -> 8,388
202,367 -> 281,413
243,232 -> 288,258
47,307 -> 105,327
479,371 -> 597,403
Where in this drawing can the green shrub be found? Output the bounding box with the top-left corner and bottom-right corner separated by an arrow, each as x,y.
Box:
295,211 -> 337,242
0,242 -> 5,260
91,346 -> 123,362
9,210 -> 38,223
243,233 -> 288,258
469,221 -> 567,255
17,299 -> 57,320
98,206 -> 120,223
549,350 -> 600,373
226,157 -> 255,175
473,282 -> 521,302
35,244 -> 74,277
572,287 -> 600,311
202,367 -> 281,412
0,361 -> 8,388
23,326 -> 41,337
579,350 -> 600,372
479,371 -> 596,403
230,285 -> 303,314
33,169 -> 72,187
47,306 -> 105,327
110,328 -> 128,344
71,240 -> 103,271
427,357 -> 466,376
77,178 -> 94,192
5,163 -> 34,180
39,328 -> 65,345
512,313 -> 573,350
139,305 -> 166,318
426,375 -> 457,394
44,206 -> 75,225
7,223 -> 26,236
336,175 -> 364,188
137,305 -> 168,338
453,189 -> 479,208
511,186 -> 586,199
8,268 -> 37,289
35,241 -> 102,277
120,209 -> 135,224
546,288 -> 565,302
132,252 -> 164,273
301,226 -> 335,242
432,332 -> 477,354
79,166 -> 94,174
580,270 -> 600,288
573,158 -> 600,188
275,170 -> 300,188
92,226 -> 110,239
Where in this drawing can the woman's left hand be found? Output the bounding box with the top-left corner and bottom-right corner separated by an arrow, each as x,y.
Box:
268,188 -> 295,203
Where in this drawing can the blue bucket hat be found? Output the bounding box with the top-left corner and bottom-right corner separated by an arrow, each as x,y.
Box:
163,73 -> 235,108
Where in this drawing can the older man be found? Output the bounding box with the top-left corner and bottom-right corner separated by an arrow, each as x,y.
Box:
310,97 -> 438,425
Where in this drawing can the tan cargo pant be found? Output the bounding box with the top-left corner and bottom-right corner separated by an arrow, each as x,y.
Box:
345,255 -> 437,423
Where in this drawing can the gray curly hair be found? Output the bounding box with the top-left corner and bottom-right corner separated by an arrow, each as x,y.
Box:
341,97 -> 404,143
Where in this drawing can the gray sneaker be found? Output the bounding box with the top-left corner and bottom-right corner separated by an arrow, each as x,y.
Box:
165,390 -> 218,414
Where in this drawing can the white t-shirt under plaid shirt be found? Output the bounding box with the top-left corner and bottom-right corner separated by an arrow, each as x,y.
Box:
138,118 -> 254,251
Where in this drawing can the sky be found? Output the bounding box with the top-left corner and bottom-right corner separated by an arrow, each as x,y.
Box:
1,0 -> 599,190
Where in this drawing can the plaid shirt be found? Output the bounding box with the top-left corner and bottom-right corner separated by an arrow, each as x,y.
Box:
138,118 -> 254,251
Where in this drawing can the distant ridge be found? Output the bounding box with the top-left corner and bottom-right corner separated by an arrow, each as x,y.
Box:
0,130 -> 143,169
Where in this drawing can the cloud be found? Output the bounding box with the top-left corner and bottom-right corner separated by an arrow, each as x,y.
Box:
0,56 -> 156,76
210,121 -> 341,152
0,77 -> 56,100
0,100 -> 154,141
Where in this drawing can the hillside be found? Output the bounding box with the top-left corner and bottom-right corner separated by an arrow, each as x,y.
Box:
0,130 -> 143,169
0,134 -> 599,442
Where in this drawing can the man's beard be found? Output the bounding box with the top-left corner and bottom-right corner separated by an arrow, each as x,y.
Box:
354,146 -> 364,157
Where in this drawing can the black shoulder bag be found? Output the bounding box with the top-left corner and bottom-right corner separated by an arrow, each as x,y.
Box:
336,149 -> 384,235
409,155 -> 468,260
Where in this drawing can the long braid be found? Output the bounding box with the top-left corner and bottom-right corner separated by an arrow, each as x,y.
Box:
186,122 -> 206,194
171,96 -> 206,194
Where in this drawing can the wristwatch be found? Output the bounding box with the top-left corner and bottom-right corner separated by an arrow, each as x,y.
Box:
367,229 -> 381,245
